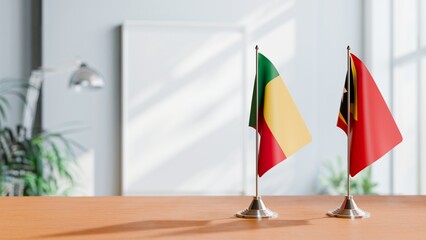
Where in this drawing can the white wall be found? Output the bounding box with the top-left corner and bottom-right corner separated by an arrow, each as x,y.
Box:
0,0 -> 31,127
365,0 -> 426,195
42,0 -> 363,195
364,0 -> 393,194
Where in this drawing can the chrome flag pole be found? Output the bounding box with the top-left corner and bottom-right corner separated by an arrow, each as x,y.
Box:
327,46 -> 369,219
236,45 -> 277,219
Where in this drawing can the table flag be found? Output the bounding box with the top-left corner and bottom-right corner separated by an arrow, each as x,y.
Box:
249,53 -> 311,177
337,53 -> 403,177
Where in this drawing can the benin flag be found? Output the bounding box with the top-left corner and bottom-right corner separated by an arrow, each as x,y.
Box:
249,53 -> 311,177
337,53 -> 403,176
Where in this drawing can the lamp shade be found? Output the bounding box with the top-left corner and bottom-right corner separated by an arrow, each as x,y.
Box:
69,63 -> 104,90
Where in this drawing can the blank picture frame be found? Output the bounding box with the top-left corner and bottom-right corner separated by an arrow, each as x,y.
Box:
121,21 -> 248,195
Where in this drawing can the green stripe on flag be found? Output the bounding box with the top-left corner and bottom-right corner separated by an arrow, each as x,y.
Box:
249,53 -> 280,127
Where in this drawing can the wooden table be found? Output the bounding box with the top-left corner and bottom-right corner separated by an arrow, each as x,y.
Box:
1,196 -> 425,239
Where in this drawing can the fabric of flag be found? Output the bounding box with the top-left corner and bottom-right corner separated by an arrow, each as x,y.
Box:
337,53 -> 403,176
249,53 -> 311,177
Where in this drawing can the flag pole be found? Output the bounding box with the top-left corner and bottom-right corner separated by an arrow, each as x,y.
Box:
326,46 -> 369,218
346,46 -> 351,198
255,45 -> 259,198
236,45 -> 277,219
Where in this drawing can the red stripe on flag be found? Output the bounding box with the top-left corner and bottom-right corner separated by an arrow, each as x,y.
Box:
256,109 -> 287,177
348,53 -> 403,176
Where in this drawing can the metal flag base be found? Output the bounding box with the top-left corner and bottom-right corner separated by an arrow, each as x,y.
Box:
236,196 -> 278,219
327,195 -> 370,219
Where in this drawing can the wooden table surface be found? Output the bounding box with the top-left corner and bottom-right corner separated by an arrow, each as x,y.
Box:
1,196 -> 425,239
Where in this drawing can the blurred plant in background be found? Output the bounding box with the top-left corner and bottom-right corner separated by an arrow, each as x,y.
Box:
0,79 -> 82,196
0,79 -> 28,127
318,156 -> 378,195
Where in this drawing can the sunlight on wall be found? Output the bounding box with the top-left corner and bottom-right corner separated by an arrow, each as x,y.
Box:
173,31 -> 243,79
241,0 -> 294,30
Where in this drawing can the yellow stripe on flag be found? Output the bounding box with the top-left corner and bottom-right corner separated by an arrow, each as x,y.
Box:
350,56 -> 358,120
263,76 -> 312,157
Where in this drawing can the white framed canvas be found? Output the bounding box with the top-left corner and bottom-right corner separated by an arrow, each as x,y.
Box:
121,21 -> 248,195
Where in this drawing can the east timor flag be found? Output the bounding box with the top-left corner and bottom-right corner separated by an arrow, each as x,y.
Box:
249,53 -> 311,177
337,53 -> 402,177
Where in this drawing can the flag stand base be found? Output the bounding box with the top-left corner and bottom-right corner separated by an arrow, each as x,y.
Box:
327,195 -> 370,219
236,196 -> 278,219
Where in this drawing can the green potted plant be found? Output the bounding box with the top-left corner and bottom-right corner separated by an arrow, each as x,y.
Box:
318,156 -> 378,195
0,79 -> 81,196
